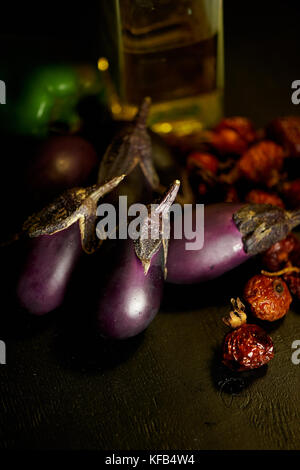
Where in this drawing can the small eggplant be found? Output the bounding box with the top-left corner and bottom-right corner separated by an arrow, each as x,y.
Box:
167,203 -> 300,284
16,176 -> 124,315
95,239 -> 164,339
26,135 -> 99,205
95,181 -> 180,339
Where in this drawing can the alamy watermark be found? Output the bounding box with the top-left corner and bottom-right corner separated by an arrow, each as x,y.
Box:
291,340 -> 300,365
0,340 -> 6,365
291,80 -> 300,105
0,80 -> 6,104
95,198 -> 204,251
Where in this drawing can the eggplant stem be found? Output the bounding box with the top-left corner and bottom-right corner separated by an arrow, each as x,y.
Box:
155,180 -> 180,215
234,204 -> 300,256
134,180 -> 180,275
135,97 -> 152,129
288,208 -> 300,230
90,175 -> 125,202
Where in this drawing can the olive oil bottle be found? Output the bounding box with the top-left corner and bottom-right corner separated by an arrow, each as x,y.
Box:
100,0 -> 224,136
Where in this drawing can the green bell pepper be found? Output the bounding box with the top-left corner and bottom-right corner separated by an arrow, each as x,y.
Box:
0,64 -> 106,137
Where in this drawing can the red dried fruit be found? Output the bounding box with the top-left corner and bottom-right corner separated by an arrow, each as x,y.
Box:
215,117 -> 257,146
283,271 -> 300,300
210,128 -> 249,155
244,274 -> 292,321
223,324 -> 274,371
187,152 -> 219,174
262,234 -> 299,272
238,141 -> 285,187
268,116 -> 300,157
224,185 -> 239,203
197,182 -> 208,196
280,179 -> 300,208
245,189 -> 285,208
290,238 -> 300,267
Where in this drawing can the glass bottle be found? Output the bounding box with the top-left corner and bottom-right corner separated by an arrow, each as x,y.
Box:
100,0 -> 224,137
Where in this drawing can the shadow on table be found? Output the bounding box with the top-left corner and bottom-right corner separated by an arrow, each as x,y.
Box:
161,257 -> 260,313
210,346 -> 269,409
52,315 -> 144,375
51,253 -> 144,374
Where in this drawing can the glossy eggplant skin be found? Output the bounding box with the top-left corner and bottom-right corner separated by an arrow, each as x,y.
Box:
96,240 -> 164,339
17,223 -> 82,315
166,203 -> 250,284
27,136 -> 99,204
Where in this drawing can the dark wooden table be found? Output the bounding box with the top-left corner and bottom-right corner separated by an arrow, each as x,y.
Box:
0,1 -> 300,451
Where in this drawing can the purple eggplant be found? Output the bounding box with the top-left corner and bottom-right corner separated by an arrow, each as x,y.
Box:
167,203 -> 300,284
26,135 -> 99,205
17,223 -> 82,315
95,181 -> 180,339
16,176 -> 124,315
95,239 -> 164,339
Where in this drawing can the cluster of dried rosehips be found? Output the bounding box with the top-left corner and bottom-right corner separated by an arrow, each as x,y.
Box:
182,116 -> 300,209
171,115 -> 300,372
166,114 -> 300,373
222,233 -> 300,372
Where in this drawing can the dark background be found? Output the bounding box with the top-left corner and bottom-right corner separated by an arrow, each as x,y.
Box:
0,0 -> 300,451
1,0 -> 300,125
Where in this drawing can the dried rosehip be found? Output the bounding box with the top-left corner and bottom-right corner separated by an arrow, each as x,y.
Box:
261,233 -> 300,302
198,182 -> 208,196
268,116 -> 300,157
262,234 -> 299,272
215,117 -> 257,146
224,185 -> 239,203
223,324 -> 274,371
283,271 -> 300,300
244,274 -> 292,321
280,179 -> 300,208
187,152 -> 219,174
210,128 -> 248,155
290,237 -> 300,267
245,189 -> 285,208
238,141 -> 285,187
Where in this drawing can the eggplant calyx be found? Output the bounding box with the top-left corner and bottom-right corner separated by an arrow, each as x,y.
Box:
22,175 -> 125,254
286,207 -> 300,230
134,180 -> 180,276
97,97 -> 160,191
233,203 -> 300,256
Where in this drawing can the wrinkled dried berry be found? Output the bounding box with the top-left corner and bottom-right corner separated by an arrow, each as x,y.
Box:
210,128 -> 249,155
245,189 -> 285,208
223,324 -> 274,371
198,182 -> 208,196
280,179 -> 300,208
262,234 -> 300,271
290,237 -> 300,267
268,116 -> 300,157
215,117 -> 257,146
224,185 -> 239,203
187,152 -> 219,174
238,141 -> 285,187
244,274 -> 292,321
283,271 -> 300,300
